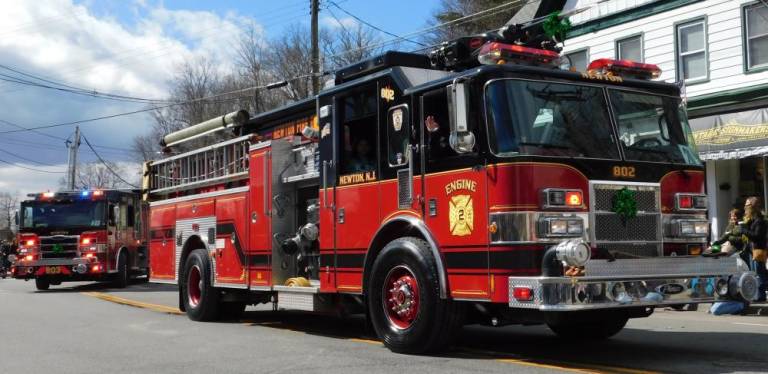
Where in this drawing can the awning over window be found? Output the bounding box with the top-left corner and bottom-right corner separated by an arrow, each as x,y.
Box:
690,107 -> 768,160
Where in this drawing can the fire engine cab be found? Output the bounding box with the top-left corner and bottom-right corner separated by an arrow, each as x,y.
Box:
12,190 -> 149,290
144,21 -> 758,353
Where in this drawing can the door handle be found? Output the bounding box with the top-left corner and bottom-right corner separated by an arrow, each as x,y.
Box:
263,151 -> 270,216
323,160 -> 329,208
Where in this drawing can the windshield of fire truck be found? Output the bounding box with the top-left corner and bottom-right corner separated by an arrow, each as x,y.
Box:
485,79 -> 620,159
608,90 -> 701,165
20,201 -> 106,229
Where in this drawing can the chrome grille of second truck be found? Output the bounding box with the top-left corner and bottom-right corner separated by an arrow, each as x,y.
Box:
40,236 -> 78,259
591,183 -> 661,258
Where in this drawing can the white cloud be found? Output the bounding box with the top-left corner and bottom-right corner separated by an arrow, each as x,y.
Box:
320,15 -> 358,30
0,0 -> 262,195
0,164 -> 66,198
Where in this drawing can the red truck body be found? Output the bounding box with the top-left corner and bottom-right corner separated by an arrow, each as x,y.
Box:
12,190 -> 148,290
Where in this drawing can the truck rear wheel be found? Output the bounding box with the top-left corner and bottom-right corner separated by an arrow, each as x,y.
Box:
181,249 -> 220,321
35,278 -> 50,291
368,237 -> 463,354
547,316 -> 628,340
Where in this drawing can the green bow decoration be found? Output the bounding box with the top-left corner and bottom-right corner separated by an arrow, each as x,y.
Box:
52,243 -> 63,254
612,187 -> 638,222
542,11 -> 571,42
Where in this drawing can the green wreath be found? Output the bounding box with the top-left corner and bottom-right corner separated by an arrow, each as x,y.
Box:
542,11 -> 571,42
612,187 -> 638,222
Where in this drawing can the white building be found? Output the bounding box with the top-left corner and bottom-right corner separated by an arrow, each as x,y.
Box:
563,0 -> 768,238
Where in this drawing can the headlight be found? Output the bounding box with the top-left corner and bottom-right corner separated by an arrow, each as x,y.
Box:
539,216 -> 584,238
671,219 -> 709,237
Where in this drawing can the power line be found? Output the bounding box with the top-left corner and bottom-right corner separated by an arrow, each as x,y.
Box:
0,118 -> 133,153
81,134 -> 139,188
323,0 -> 525,60
0,157 -> 66,174
0,73 -> 314,135
327,1 -> 426,47
0,148 -> 58,167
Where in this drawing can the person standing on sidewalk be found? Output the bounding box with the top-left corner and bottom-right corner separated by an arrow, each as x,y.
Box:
734,197 -> 768,302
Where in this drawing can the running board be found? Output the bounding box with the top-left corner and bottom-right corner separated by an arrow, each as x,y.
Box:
275,285 -> 332,312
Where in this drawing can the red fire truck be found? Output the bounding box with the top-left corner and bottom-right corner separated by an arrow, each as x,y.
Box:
12,190 -> 149,290
144,28 -> 758,353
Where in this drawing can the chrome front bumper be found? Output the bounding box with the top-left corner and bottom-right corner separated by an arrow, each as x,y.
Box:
20,258 -> 90,267
509,256 -> 758,311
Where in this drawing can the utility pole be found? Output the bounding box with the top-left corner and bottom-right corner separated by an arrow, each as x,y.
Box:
311,0 -> 320,95
65,126 -> 81,191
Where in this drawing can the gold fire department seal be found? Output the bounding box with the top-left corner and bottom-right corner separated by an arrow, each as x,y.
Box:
449,194 -> 474,236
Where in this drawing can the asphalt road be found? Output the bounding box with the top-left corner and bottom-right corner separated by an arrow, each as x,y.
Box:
1,278 -> 767,374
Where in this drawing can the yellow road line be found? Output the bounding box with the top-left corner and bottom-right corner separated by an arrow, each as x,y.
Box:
82,292 -> 658,374
495,358 -> 603,373
459,348 -> 660,374
348,338 -> 382,345
82,292 -> 182,315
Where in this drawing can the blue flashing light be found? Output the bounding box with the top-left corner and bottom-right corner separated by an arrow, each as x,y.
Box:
81,190 -> 90,197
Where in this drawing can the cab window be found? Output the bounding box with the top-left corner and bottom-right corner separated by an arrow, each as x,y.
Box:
340,88 -> 377,175
422,88 -> 456,162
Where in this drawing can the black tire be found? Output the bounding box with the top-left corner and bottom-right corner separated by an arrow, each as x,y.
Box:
113,252 -> 129,289
548,317 -> 628,340
35,278 -> 50,291
220,302 -> 246,321
181,249 -> 220,321
367,237 -> 464,354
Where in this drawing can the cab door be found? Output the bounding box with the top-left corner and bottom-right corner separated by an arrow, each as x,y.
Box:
331,83 -> 380,293
419,87 -> 490,300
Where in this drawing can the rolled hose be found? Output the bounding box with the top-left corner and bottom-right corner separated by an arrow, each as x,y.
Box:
285,277 -> 311,287
542,246 -> 563,277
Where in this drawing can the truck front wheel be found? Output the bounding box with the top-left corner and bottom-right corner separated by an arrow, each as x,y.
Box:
547,316 -> 628,340
181,249 -> 219,321
35,278 -> 50,291
113,252 -> 129,288
368,237 -> 464,354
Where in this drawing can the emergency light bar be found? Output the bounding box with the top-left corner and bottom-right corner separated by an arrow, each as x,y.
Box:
587,58 -> 661,80
478,42 -> 560,67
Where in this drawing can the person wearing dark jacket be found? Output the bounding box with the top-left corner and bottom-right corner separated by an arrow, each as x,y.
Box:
711,208 -> 745,253
734,197 -> 768,302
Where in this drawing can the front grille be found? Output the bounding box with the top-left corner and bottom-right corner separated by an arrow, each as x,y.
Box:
592,183 -> 661,258
40,236 -> 78,259
594,213 -> 659,241
595,243 -> 661,258
594,185 -> 659,212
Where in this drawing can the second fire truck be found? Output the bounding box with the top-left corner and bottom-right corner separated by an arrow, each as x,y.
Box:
12,190 -> 149,290
144,24 -> 758,353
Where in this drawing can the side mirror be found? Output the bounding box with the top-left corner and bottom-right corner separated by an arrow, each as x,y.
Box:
448,81 -> 475,153
13,210 -> 18,226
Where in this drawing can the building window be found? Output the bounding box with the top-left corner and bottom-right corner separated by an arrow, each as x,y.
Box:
676,18 -> 708,82
745,3 -> 768,70
565,49 -> 589,71
616,35 -> 643,61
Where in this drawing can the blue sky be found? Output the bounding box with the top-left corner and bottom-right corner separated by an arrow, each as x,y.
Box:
0,0 -> 440,194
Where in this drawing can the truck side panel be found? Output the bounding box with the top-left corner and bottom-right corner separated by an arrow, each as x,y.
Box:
149,205 -> 176,282
248,149 -> 272,288
215,193 -> 249,287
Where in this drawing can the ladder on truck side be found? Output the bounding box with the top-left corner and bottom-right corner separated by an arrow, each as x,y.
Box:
146,135 -> 251,195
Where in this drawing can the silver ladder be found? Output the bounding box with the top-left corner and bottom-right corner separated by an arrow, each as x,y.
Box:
147,135 -> 251,194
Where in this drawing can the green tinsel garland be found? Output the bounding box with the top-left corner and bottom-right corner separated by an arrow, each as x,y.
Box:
612,187 -> 638,222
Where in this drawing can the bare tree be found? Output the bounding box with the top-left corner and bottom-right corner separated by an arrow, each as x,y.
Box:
426,0 -> 525,44
58,161 -> 135,190
264,23 -> 315,102
322,22 -> 382,70
0,192 -> 19,239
